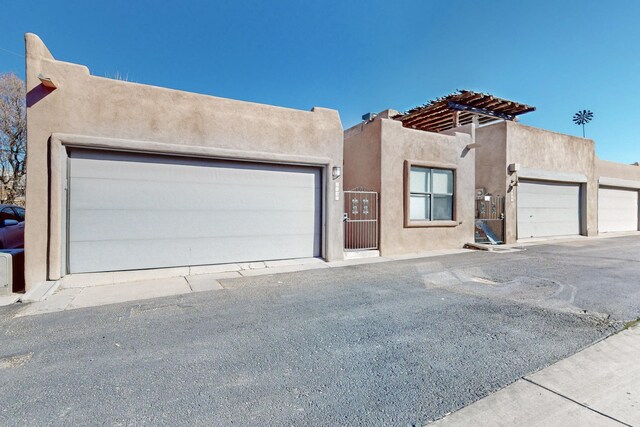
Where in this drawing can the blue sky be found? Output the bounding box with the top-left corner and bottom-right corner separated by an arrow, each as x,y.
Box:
2,1 -> 639,163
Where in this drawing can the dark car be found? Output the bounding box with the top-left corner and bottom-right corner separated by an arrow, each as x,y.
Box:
0,204 -> 25,249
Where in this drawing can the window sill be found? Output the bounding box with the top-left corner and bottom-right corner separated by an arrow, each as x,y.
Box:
404,220 -> 459,228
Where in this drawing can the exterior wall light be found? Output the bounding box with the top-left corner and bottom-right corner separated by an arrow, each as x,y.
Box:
332,166 -> 342,180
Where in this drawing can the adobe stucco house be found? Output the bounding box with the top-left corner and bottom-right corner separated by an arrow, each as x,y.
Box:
348,90 -> 640,251
388,90 -> 639,244
342,91 -> 534,256
24,32 -> 640,292
475,122 -> 640,242
343,110 -> 476,256
475,121 -> 597,243
24,34 -> 344,291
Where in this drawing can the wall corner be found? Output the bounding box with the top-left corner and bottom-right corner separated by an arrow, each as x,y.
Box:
25,33 -> 54,60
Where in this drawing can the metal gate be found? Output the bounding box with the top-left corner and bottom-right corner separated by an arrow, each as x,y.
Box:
344,190 -> 378,251
475,194 -> 504,244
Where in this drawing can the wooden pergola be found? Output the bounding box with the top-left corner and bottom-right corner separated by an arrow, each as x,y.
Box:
394,90 -> 535,132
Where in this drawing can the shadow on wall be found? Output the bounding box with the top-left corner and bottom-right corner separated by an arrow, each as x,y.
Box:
26,84 -> 55,108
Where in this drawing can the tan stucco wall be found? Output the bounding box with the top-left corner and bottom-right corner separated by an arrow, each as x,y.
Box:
378,120 -> 475,255
475,123 -> 507,198
596,158 -> 640,182
505,122 -> 597,242
475,121 -> 597,243
25,33 -> 344,289
343,120 -> 382,193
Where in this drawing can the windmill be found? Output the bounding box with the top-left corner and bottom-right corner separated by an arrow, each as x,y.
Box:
573,110 -> 594,138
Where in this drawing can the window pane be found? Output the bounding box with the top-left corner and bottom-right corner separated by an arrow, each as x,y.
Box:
433,195 -> 453,220
410,195 -> 430,220
433,169 -> 453,194
410,167 -> 429,193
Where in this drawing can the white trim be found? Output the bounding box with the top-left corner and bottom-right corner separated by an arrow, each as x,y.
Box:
598,177 -> 640,189
517,167 -> 588,183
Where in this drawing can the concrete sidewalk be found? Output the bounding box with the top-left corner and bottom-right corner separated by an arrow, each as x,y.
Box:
429,323 -> 640,426
13,249 -> 470,317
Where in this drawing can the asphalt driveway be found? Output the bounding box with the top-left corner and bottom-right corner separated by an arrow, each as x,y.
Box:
1,236 -> 638,426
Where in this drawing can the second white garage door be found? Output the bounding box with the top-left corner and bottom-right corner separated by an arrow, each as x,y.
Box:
68,150 -> 322,274
517,180 -> 581,239
598,187 -> 638,233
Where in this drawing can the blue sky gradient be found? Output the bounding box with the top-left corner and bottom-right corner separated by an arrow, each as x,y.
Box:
1,1 -> 638,162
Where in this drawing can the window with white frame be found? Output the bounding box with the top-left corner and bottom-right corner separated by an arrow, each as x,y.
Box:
409,166 -> 454,221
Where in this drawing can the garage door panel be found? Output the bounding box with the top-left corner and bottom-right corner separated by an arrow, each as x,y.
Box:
71,151 -> 319,186
70,175 -> 320,211
518,222 -> 579,239
517,193 -> 580,208
70,209 -> 321,242
68,150 -> 322,273
517,180 -> 580,239
70,233 -> 320,273
518,184 -> 578,195
598,187 -> 638,233
70,183 -> 319,212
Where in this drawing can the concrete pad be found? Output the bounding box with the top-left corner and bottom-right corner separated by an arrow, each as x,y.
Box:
238,263 -> 329,277
264,257 -> 325,268
188,263 -> 241,275
594,231 -> 640,239
463,243 -> 524,253
66,277 -> 191,310
429,379 -> 620,426
187,271 -> 241,281
526,325 -> 640,426
343,250 -> 380,260
16,289 -> 82,317
326,257 -> 392,267
0,294 -> 20,306
184,275 -> 225,292
512,235 -> 590,247
60,267 -> 189,289
386,249 -> 472,261
238,262 -> 267,270
20,280 -> 58,302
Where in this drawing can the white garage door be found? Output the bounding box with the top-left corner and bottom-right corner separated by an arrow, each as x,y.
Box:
68,150 -> 322,273
598,187 -> 638,233
517,180 -> 581,239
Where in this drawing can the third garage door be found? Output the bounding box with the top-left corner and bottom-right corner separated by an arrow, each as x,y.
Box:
517,180 -> 581,239
598,187 -> 638,233
68,149 -> 322,273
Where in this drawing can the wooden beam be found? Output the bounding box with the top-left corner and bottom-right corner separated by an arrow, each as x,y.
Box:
447,101 -> 516,121
475,98 -> 502,109
399,92 -> 536,133
401,101 -> 449,122
409,113 -> 459,130
401,105 -> 451,127
409,108 -> 493,130
455,92 -> 486,104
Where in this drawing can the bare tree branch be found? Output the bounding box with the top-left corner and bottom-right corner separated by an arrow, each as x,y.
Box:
0,73 -> 27,205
